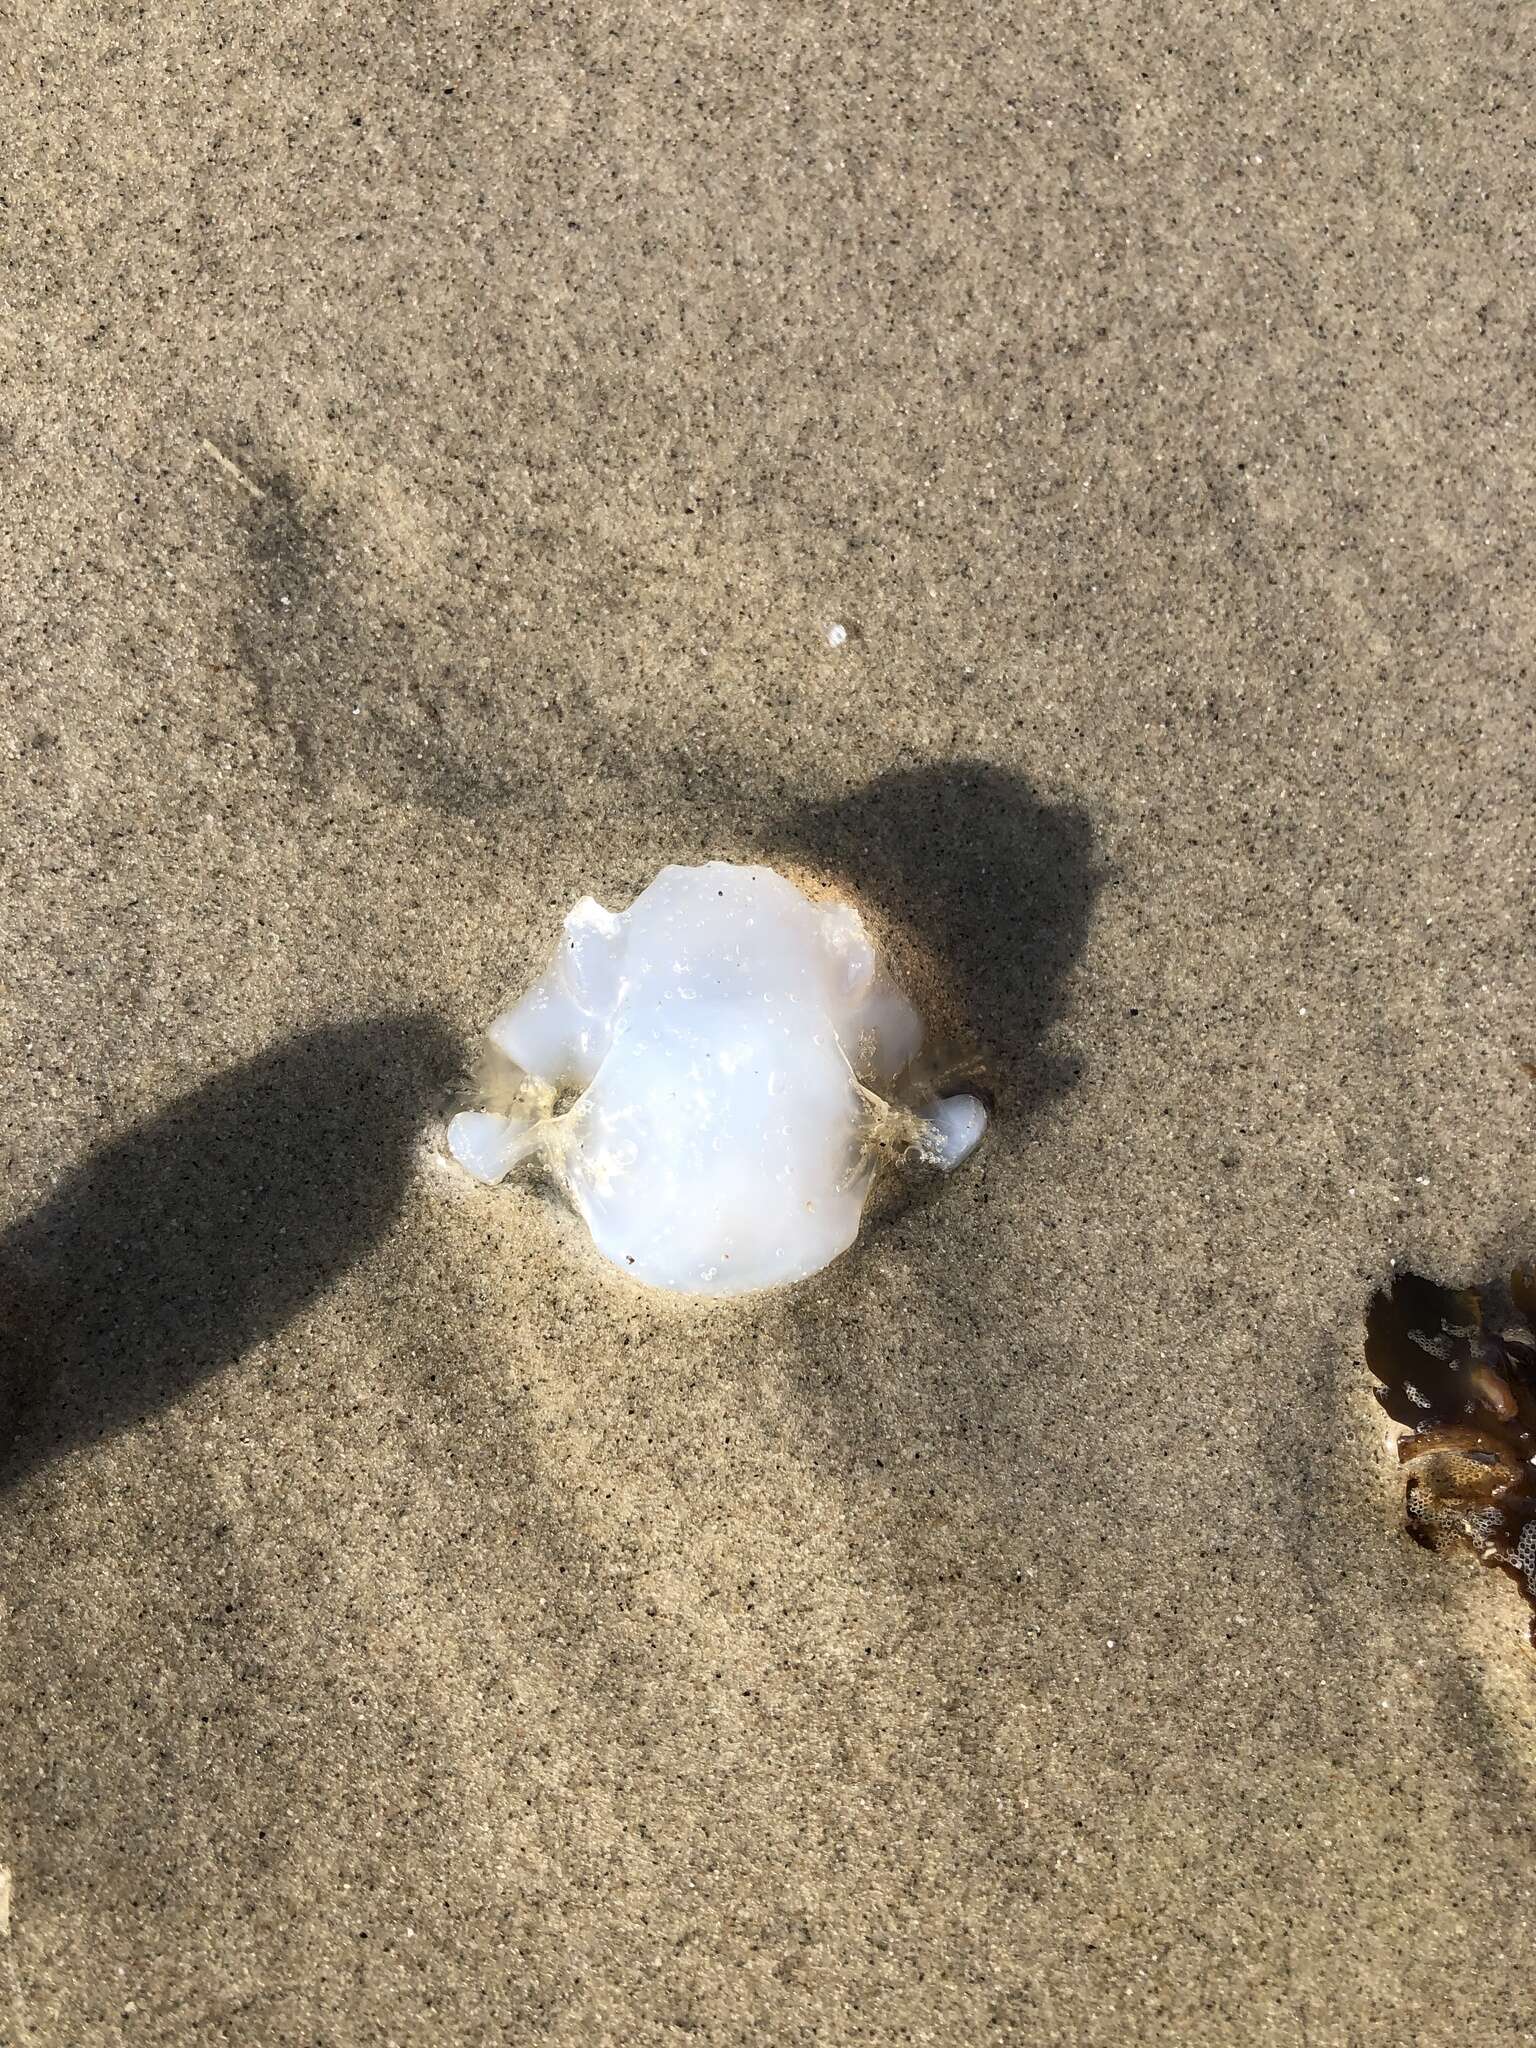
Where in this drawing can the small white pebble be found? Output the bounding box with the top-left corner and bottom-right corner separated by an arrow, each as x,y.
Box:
825,622 -> 848,648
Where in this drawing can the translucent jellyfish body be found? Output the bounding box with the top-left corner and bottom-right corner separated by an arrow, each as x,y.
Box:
447,862 -> 986,1295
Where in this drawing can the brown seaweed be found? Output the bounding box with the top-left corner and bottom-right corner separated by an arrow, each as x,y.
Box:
1364,1268 -> 1536,1644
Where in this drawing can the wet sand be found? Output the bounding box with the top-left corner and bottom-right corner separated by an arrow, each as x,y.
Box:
3,4 -> 1534,2042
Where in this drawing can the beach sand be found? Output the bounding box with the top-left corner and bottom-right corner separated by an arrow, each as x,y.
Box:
3,4 -> 1533,2041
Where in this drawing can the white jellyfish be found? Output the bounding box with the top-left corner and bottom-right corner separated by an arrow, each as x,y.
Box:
447,862 -> 986,1296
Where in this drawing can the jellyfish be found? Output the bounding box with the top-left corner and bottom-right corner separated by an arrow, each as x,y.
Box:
447,862 -> 986,1295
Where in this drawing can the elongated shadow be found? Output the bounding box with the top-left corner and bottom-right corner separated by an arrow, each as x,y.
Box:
0,1014 -> 456,1491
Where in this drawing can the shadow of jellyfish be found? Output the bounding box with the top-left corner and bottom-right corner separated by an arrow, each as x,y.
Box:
768,761 -> 1102,1133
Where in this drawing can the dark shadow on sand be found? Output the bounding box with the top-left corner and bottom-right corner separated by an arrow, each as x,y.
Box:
0,1014 -> 457,1492
770,760 -> 1101,1114
768,761 -> 1101,1245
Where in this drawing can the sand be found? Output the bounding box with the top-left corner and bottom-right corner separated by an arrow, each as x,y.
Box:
2,3 -> 1534,2042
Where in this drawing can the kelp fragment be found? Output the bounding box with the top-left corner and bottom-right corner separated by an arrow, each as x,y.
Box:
1365,1268 -> 1536,1644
